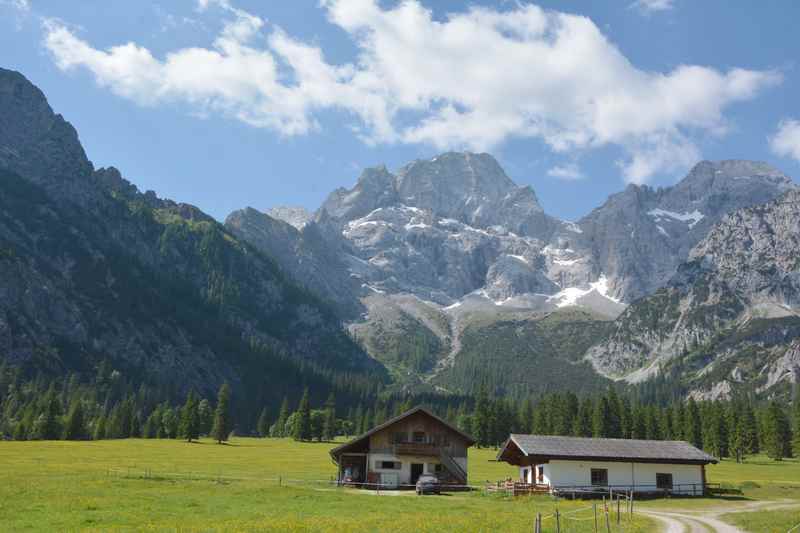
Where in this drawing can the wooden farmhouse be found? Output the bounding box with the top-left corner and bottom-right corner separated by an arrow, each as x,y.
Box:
330,407 -> 475,489
497,434 -> 717,496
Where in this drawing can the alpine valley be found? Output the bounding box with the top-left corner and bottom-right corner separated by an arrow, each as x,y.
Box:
2,67 -> 799,415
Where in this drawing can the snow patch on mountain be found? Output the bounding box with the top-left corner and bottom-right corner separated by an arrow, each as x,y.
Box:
547,274 -> 620,308
647,208 -> 705,229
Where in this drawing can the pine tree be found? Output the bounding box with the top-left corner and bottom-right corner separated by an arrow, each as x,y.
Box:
322,393 -> 337,442
93,414 -> 107,441
143,408 -> 160,439
116,397 -> 134,439
631,404 -> 646,439
211,383 -> 232,444
37,388 -> 62,440
741,401 -> 759,454
130,414 -> 142,438
532,398 -> 550,435
257,407 -> 270,438
572,398 -> 593,437
685,398 -> 702,449
197,399 -> 213,436
645,406 -> 661,440
619,397 -> 633,439
763,400 -> 792,461
672,402 -> 685,441
606,387 -> 622,438
63,401 -> 86,440
659,407 -> 673,440
592,397 -> 612,438
730,416 -> 746,463
473,386 -> 490,447
517,398 -> 530,434
292,388 -> 312,442
179,391 -> 200,442
273,397 -> 290,438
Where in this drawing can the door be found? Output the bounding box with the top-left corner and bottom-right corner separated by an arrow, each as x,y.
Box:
411,463 -> 424,484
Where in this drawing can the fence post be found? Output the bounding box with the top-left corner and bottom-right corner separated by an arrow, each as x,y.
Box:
593,503 -> 598,533
555,508 -> 561,533
617,495 -> 621,524
604,499 -> 611,533
534,513 -> 541,533
630,491 -> 634,517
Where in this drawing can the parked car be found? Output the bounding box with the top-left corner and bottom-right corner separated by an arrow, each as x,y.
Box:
415,474 -> 440,495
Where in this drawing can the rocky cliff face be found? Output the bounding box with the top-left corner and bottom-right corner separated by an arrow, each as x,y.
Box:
312,152 -> 602,309
585,189 -> 800,398
225,207 -> 363,319
0,68 -> 382,406
577,160 -> 796,301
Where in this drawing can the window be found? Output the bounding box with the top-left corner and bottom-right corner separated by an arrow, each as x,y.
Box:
413,431 -> 426,443
537,466 -> 544,483
656,473 -> 673,490
427,463 -> 444,474
591,468 -> 608,487
376,460 -> 401,470
392,432 -> 406,444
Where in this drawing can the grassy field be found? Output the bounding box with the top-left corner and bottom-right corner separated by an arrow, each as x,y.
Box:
0,438 -> 652,532
0,438 -> 798,531
723,508 -> 800,533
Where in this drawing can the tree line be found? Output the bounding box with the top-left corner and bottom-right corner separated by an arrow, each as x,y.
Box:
2,360 -> 798,462
460,386 -> 799,462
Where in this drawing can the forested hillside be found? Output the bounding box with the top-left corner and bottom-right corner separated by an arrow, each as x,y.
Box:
0,68 -> 385,424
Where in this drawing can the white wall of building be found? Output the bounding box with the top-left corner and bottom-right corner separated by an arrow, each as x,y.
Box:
520,460 -> 704,495
368,452 -> 446,486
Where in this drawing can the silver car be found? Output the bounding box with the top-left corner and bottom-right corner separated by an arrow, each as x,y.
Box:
415,473 -> 440,495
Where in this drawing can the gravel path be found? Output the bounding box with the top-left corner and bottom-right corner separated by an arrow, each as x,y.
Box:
640,500 -> 800,533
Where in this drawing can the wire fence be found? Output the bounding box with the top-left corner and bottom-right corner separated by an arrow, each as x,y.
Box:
105,467 -> 481,491
534,492 -> 635,533
107,467 -> 648,531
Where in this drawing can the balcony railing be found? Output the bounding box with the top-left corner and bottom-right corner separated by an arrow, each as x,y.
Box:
370,444 -> 466,458
393,442 -> 439,456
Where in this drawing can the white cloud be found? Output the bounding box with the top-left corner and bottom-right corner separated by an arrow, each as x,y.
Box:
547,163 -> 584,181
42,0 -> 780,183
770,119 -> 800,162
5,0 -> 30,11
630,0 -> 674,14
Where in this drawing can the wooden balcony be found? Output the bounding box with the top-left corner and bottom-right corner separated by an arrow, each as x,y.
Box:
393,442 -> 440,456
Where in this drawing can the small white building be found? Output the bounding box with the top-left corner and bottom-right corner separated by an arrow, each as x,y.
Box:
497,434 -> 717,496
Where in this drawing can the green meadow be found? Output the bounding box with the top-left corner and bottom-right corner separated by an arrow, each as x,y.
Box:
0,438 -> 798,532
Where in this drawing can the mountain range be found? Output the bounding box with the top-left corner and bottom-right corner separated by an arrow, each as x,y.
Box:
2,66 -> 799,404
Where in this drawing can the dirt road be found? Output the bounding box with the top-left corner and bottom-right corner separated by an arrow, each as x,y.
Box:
639,500 -> 800,533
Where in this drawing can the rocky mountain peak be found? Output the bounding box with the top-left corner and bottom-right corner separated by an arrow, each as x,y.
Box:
394,152 -> 524,221
265,206 -> 312,229
318,164 -> 398,224
668,160 -> 795,212
0,68 -> 93,187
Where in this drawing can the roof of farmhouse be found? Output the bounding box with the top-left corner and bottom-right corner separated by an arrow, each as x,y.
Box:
330,406 -> 476,460
498,434 -> 718,465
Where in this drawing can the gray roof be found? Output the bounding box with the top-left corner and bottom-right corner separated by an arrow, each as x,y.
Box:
500,434 -> 717,464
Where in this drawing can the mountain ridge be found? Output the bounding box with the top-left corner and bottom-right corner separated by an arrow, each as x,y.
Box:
0,67 -> 384,417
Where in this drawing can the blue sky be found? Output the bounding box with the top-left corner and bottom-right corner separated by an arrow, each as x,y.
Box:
2,0 -> 799,221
